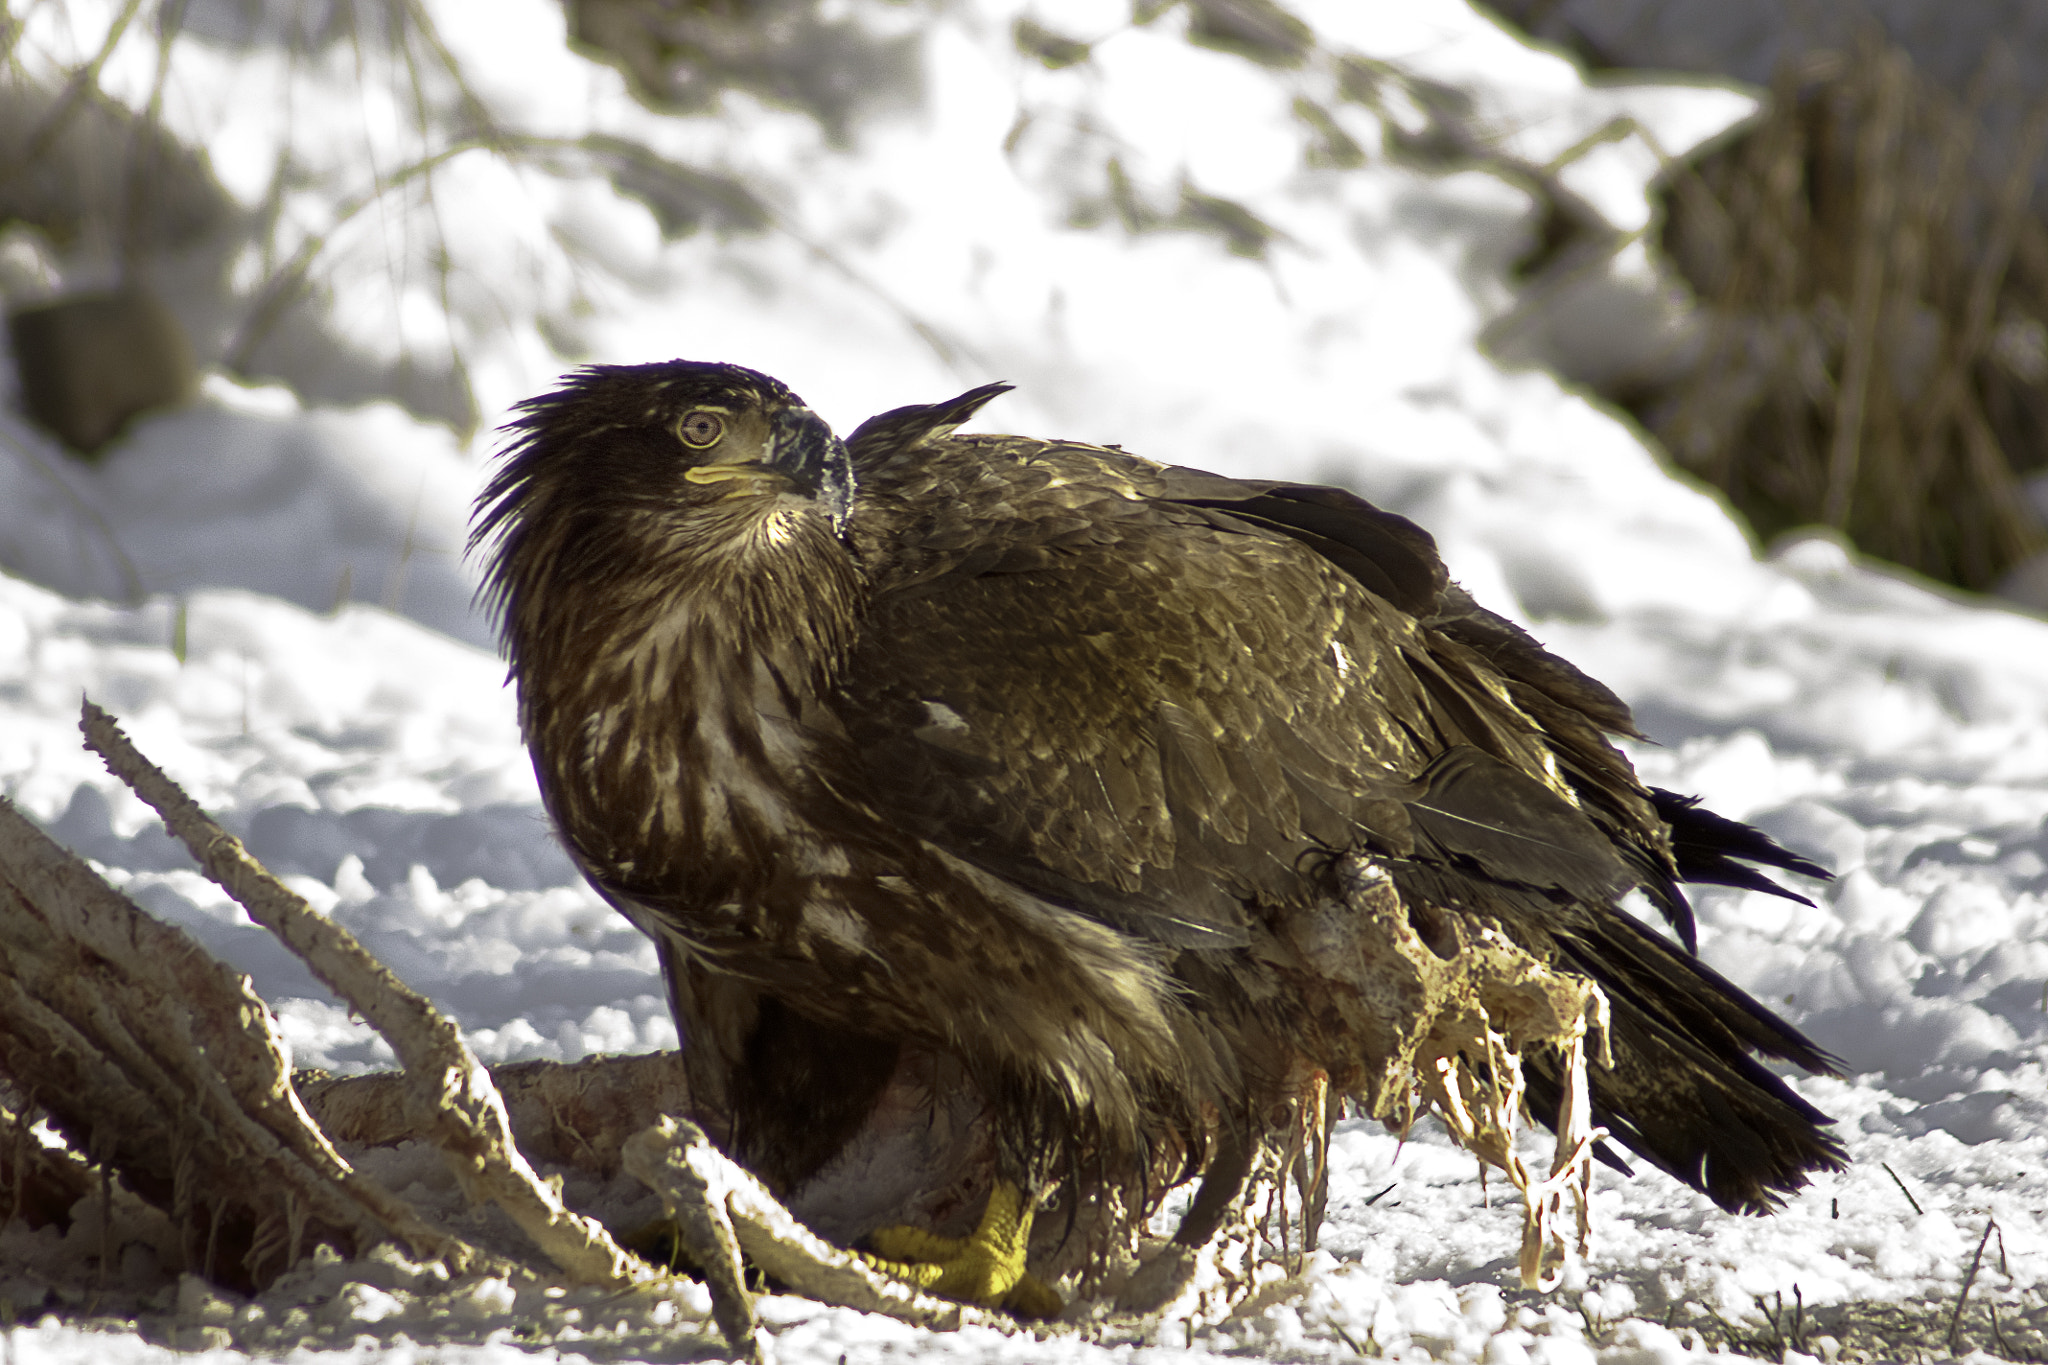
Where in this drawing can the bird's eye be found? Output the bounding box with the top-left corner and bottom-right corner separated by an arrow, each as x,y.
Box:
677,411 -> 725,447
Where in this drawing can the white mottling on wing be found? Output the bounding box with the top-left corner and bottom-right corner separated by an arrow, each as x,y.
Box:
805,900 -> 874,954
793,842 -> 852,877
918,700 -> 969,734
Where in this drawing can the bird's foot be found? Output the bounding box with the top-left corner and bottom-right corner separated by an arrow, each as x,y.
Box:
863,1180 -> 1063,1319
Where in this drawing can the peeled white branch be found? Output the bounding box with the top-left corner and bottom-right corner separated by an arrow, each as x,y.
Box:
302,1050 -> 696,1173
0,793 -> 481,1282
79,699 -> 649,1289
622,1116 -> 1002,1335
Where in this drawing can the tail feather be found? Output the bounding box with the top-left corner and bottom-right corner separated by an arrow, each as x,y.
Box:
1652,787 -> 1831,903
1526,995 -> 1846,1213
1532,910 -> 1846,1212
1558,908 -> 1840,1077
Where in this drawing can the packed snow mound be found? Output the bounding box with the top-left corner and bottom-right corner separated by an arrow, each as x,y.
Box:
0,379 -> 489,648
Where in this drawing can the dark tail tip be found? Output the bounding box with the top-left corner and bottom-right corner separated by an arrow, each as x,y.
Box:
1653,787 -> 1832,905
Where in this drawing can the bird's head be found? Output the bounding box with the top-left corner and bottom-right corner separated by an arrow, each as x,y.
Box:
472,360 -> 856,634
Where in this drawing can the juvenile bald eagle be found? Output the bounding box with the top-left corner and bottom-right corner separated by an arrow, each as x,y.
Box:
475,362 -> 1844,1308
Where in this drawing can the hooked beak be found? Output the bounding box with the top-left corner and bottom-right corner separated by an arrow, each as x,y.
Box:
768,404 -> 855,531
681,404 -> 855,532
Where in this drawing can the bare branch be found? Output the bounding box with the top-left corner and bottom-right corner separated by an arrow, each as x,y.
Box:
0,792 -> 481,1282
622,1116 -> 1004,1336
79,699 -> 650,1289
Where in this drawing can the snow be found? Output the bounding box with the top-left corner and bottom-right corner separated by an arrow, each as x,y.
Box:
3,0 -> 2047,1362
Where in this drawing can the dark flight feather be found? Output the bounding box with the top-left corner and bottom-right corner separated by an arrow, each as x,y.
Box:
476,363 -> 1847,1270
1161,472 -> 1448,617
1404,745 -> 1636,903
1652,788 -> 1830,904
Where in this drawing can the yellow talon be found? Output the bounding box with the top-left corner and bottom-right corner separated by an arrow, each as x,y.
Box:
864,1181 -> 1063,1318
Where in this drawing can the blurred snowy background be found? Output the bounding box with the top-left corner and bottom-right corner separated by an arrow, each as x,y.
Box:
5,0 -> 2048,1361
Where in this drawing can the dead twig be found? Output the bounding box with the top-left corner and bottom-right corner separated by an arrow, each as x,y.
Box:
1883,1162 -> 1926,1215
1948,1215 -> 1999,1355
1754,1286 -> 1809,1360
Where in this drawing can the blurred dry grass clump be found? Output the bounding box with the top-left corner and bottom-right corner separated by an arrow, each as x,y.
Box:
1642,33 -> 2048,594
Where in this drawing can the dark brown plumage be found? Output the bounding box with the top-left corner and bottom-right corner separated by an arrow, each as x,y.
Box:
473,361 -> 1846,1291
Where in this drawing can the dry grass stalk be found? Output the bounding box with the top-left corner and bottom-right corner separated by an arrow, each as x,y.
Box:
1648,30 -> 2048,592
1949,1216 -> 2004,1355
76,699 -> 651,1291
1820,43 -> 1906,529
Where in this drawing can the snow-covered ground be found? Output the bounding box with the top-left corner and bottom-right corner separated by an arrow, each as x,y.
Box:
4,1 -> 2047,1361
